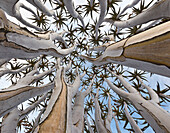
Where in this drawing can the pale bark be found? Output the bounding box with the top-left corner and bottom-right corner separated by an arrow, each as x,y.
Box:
0,59 -> 10,67
0,83 -> 54,118
81,21 -> 170,77
93,88 -> 108,133
95,0 -> 107,39
117,0 -> 140,18
104,93 -> 112,132
112,113 -> 121,133
38,59 -> 69,133
85,112 -> 94,133
0,9 -> 75,60
51,31 -> 69,48
106,68 -> 137,93
63,0 -> 85,28
124,102 -> 143,133
0,0 -> 57,31
106,0 -> 170,28
37,59 -> 89,133
71,75 -> 95,133
137,19 -> 162,32
137,76 -> 159,103
106,70 -> 170,133
1,93 -> 48,133
66,68 -> 86,133
0,63 -> 31,78
0,58 -> 55,117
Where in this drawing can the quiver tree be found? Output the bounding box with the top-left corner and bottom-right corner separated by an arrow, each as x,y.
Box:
0,0 -> 57,31
106,0 -> 170,28
1,93 -> 48,133
0,57 -> 55,117
0,9 -> 75,60
105,68 -> 170,133
91,88 -> 113,133
81,20 -> 170,77
33,59 -> 95,133
0,0 -> 169,132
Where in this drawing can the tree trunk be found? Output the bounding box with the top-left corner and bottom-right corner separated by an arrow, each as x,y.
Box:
82,21 -> 170,77
39,77 -> 67,133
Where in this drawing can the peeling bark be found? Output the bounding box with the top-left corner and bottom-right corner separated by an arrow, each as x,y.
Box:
81,21 -> 170,77
39,59 -> 68,133
37,60 -> 87,133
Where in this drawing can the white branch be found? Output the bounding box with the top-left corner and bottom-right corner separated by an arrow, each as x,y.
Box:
26,0 -> 57,18
1,93 -> 48,133
4,32 -> 75,60
117,0 -> 140,18
31,109 -> 45,133
94,88 -> 107,133
124,102 -> 143,133
113,113 -> 121,133
85,112 -> 94,133
137,19 -> 161,32
0,82 -> 54,117
95,0 -> 107,39
51,32 -> 68,48
137,76 -> 159,103
1,108 -> 21,133
69,67 -> 81,97
0,63 -> 31,77
0,59 -> 9,67
39,62 -> 63,124
108,0 -> 170,28
64,61 -> 72,72
104,93 -> 112,132
105,78 -> 129,98
106,68 -> 137,93
63,0 -> 85,28
82,75 -> 95,96
13,2 -> 42,31
21,93 -> 48,119
54,0 -> 63,5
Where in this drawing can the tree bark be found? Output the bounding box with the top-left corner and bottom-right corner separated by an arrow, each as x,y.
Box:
106,71 -> 170,133
82,21 -> 170,77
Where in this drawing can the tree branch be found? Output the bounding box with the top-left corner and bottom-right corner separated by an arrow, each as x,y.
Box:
124,102 -> 143,133
113,113 -> 122,133
106,0 -> 170,28
106,68 -> 138,93
137,76 -> 159,103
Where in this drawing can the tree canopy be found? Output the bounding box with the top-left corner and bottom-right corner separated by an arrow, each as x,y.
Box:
0,0 -> 170,132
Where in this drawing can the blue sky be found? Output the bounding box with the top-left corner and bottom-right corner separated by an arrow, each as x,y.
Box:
1,0 -> 170,132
